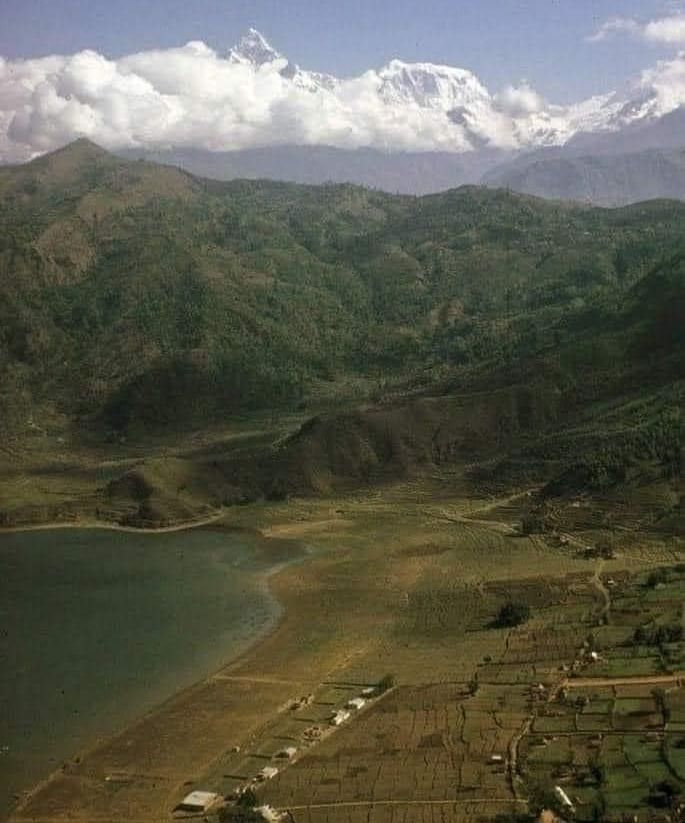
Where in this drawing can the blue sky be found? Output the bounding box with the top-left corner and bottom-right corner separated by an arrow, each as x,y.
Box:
0,0 -> 681,102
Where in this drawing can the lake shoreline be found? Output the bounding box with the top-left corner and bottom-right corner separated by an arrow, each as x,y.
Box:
3,523 -> 306,823
0,511 -> 225,536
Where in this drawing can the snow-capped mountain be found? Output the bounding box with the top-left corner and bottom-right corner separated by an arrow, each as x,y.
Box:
229,28 -> 282,66
229,28 -> 338,92
377,60 -> 490,111
1,27 -> 684,166
111,29 -> 685,201
223,29 -> 685,151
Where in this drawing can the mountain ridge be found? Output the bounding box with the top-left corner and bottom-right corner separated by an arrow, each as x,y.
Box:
1,139 -> 683,440
0,140 -> 682,533
483,146 -> 685,206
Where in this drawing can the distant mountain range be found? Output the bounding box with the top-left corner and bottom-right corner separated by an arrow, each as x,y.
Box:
119,145 -> 507,195
118,30 -> 685,204
483,147 -> 685,206
122,136 -> 685,206
3,29 -> 685,203
221,30 -> 685,150
482,106 -> 685,205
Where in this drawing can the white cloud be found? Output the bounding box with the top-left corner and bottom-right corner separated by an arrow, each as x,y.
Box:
0,33 -> 684,163
643,14 -> 685,44
637,50 -> 685,111
587,17 -> 640,43
0,42 -> 484,160
494,82 -> 546,116
588,12 -> 685,45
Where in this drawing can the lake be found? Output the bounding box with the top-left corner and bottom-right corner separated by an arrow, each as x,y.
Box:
0,527 -> 292,819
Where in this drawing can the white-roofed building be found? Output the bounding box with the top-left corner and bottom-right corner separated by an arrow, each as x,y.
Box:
257,766 -> 279,781
177,790 -> 220,812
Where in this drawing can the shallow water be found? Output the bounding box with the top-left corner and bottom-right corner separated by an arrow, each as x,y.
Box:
0,527 -> 288,818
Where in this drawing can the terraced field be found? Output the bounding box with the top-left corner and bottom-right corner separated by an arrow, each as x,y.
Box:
211,489 -> 683,822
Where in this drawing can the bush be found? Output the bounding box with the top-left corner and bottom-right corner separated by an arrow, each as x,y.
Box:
520,508 -> 552,535
220,803 -> 262,822
236,788 -> 258,808
220,810 -> 263,823
646,568 -> 669,588
219,788 -> 260,821
595,536 -> 615,559
647,779 -> 681,809
494,601 -> 531,628
634,623 -> 683,645
376,673 -> 396,693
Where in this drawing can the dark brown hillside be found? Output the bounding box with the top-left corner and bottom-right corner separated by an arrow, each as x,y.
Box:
199,385 -> 562,504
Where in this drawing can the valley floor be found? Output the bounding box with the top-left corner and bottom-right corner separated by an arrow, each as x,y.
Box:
8,473 -> 684,823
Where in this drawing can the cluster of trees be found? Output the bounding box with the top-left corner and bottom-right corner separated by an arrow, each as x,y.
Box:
494,601 -> 531,628
219,788 -> 261,822
634,622 -> 683,645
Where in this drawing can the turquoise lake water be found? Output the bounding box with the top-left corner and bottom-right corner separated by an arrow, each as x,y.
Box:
0,527 -> 289,818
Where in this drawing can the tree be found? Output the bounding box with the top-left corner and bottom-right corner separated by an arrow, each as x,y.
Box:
646,568 -> 669,588
647,778 -> 681,809
219,808 -> 263,822
466,674 -> 479,696
494,601 -> 531,628
376,674 -> 395,693
595,535 -> 615,559
236,788 -> 258,808
218,788 -> 261,822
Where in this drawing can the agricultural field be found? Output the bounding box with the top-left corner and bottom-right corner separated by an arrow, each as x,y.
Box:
202,486 -> 683,823
519,568 -> 685,822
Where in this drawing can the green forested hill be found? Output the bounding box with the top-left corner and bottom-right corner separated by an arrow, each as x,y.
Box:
0,139 -> 683,438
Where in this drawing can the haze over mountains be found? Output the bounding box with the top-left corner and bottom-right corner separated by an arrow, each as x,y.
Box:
2,29 -> 685,203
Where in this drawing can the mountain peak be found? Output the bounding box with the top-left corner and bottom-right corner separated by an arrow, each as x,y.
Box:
24,138 -> 117,179
230,28 -> 281,65
61,137 -> 110,156
377,59 -> 490,112
31,137 -> 113,167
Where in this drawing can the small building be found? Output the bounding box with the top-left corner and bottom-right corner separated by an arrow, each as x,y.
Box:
330,709 -> 350,726
489,754 -> 504,764
276,746 -> 297,760
257,766 -> 279,781
346,697 -> 366,710
176,790 -> 220,813
361,687 -> 376,696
